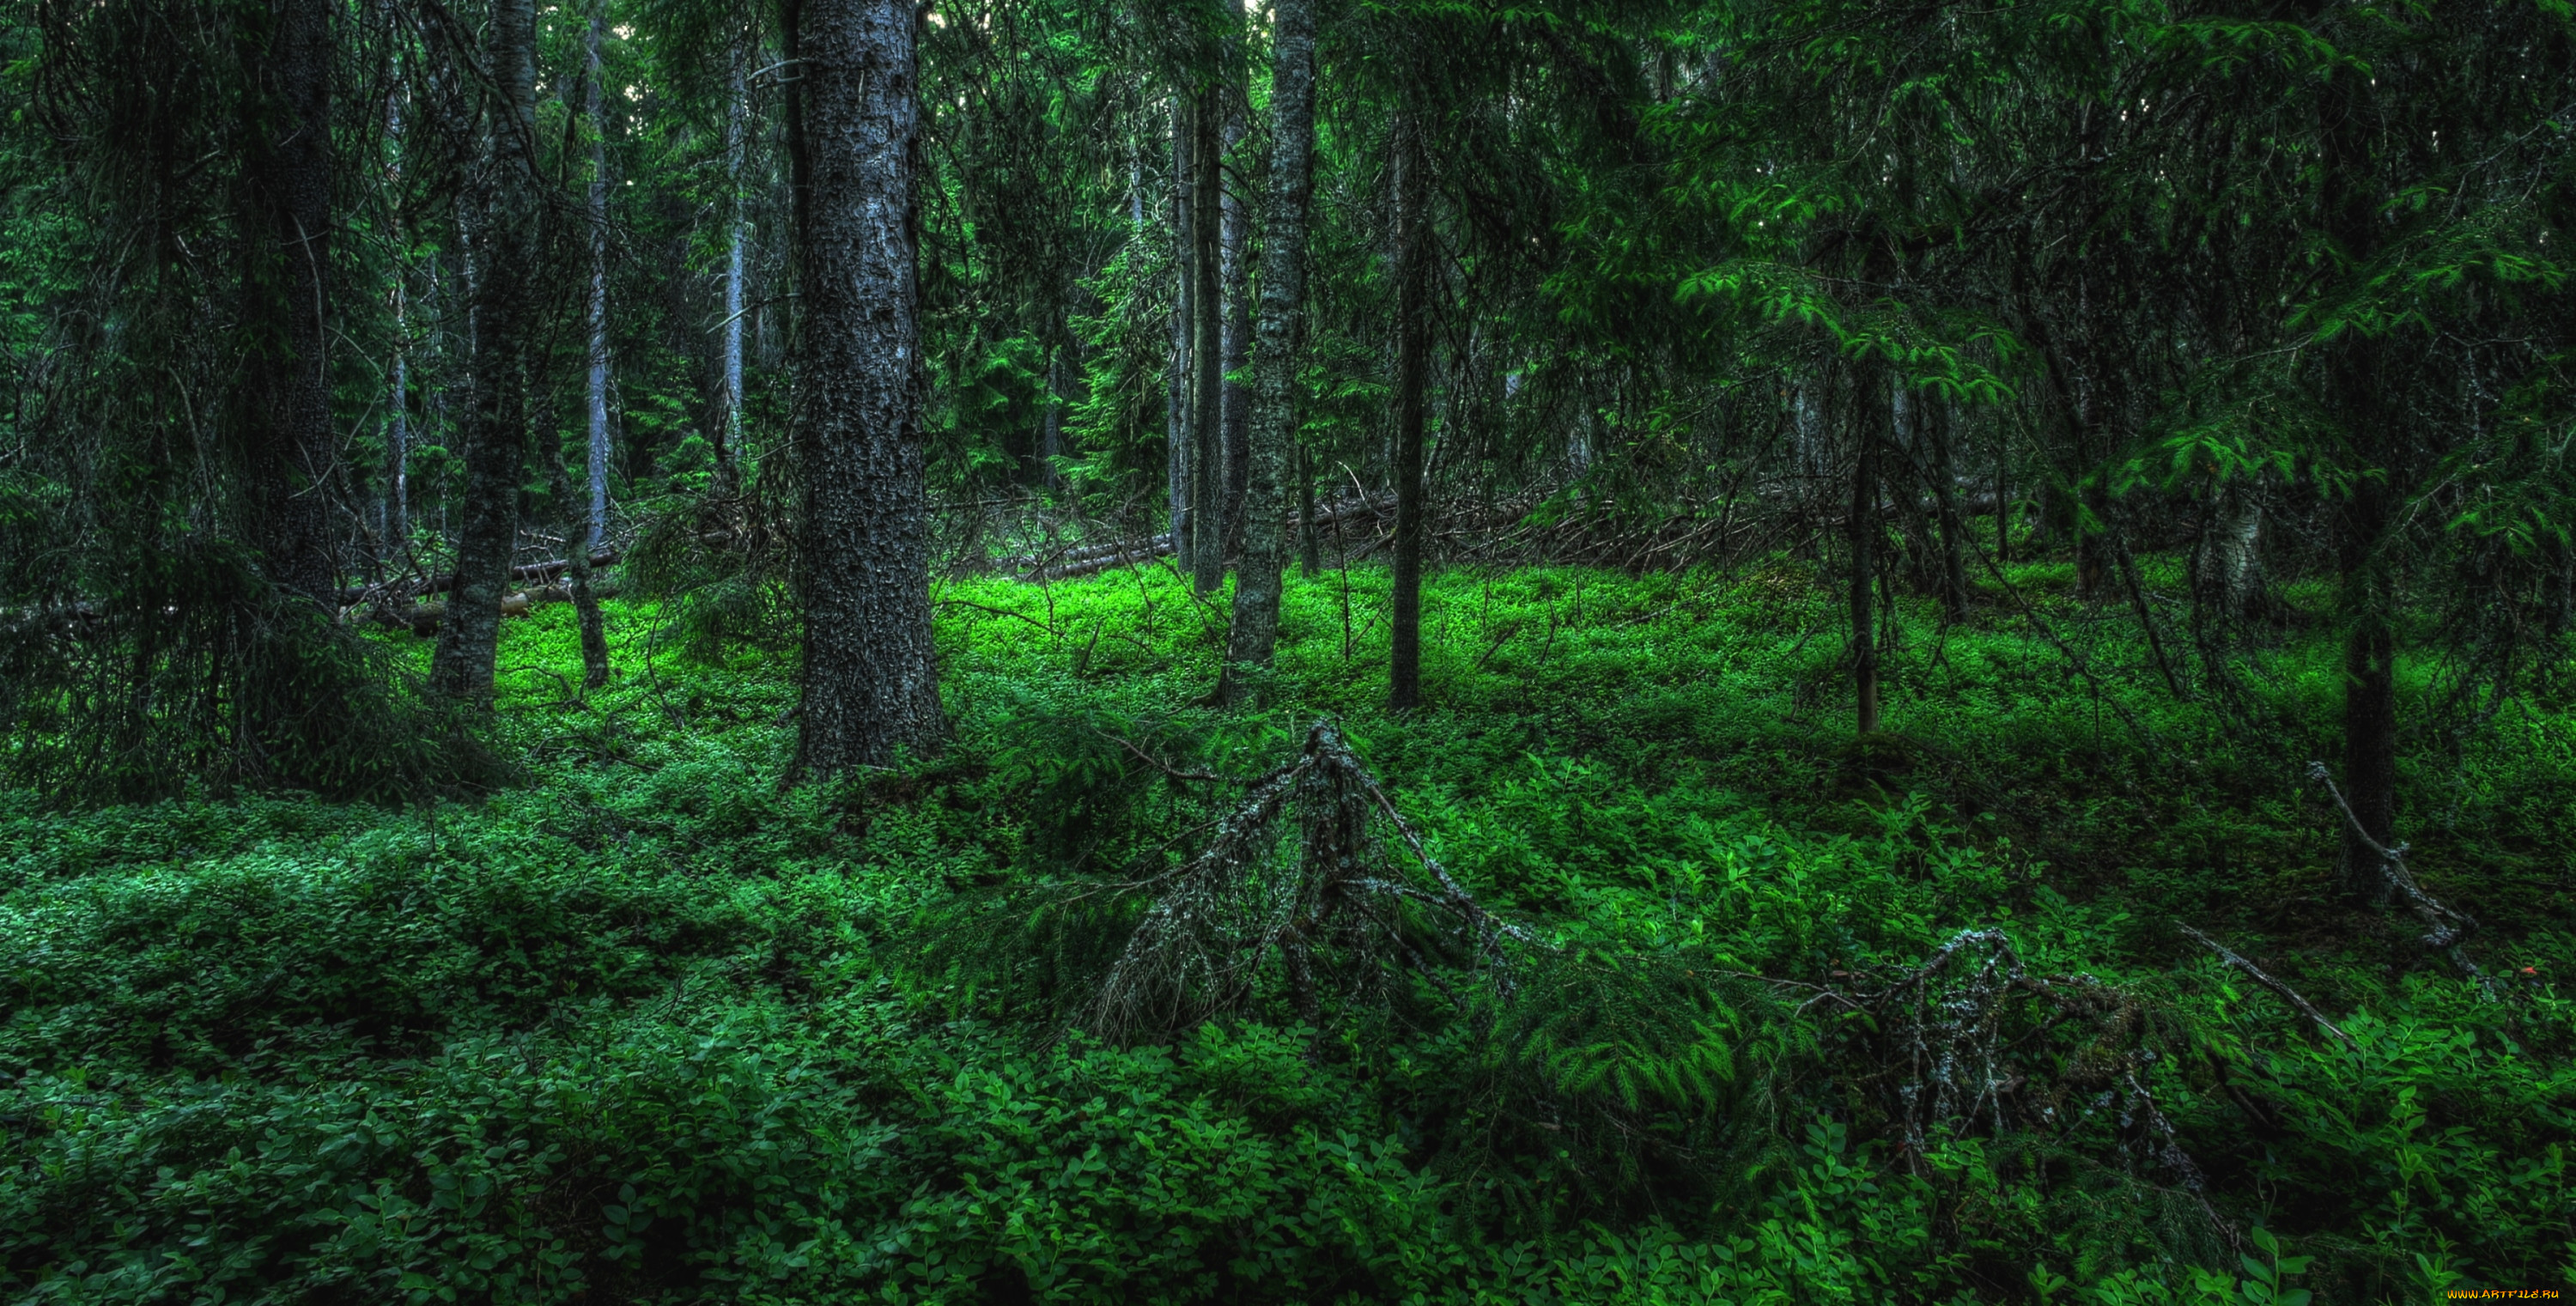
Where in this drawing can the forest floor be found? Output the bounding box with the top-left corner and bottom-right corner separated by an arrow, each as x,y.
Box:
3,556 -> 2571,1303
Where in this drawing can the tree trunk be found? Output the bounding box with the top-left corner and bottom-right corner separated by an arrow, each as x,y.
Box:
2323,59 -> 2398,902
1168,100 -> 1194,574
788,0 -> 943,775
1850,362 -> 1885,736
1216,0 -> 1315,703
2201,480 -> 2263,617
429,0 -> 540,698
574,2 -> 612,687
1189,88 -> 1225,594
1297,442 -> 1321,578
385,87 -> 409,564
1218,28 -> 1252,561
240,0 -> 337,610
719,41 -> 749,490
1388,109 -> 1430,714
1928,395 -> 1971,623
1038,340 -> 1064,488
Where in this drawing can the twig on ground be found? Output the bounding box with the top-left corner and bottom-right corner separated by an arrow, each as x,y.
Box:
2178,924 -> 2354,1048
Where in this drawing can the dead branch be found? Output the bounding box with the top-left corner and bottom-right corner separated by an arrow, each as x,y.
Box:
2178,924 -> 2355,1048
2306,762 -> 2496,998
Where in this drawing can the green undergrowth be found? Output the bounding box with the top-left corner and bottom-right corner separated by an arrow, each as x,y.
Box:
2,558 -> 2570,1303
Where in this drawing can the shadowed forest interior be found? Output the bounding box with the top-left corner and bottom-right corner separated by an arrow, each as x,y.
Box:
0,0 -> 2571,1301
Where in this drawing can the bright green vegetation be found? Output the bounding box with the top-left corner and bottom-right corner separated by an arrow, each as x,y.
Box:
3,562 -> 2570,1303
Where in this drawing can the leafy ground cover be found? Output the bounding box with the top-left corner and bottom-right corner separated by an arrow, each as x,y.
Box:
3,558 -> 2570,1303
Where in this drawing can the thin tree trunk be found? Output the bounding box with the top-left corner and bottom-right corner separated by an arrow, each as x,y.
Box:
1388,109 -> 1430,714
430,0 -> 540,698
1993,410 -> 2009,562
1297,442 -> 1320,578
1189,87 -> 1225,594
719,41 -> 749,489
1038,339 -> 1064,488
1218,19 -> 1252,560
789,0 -> 943,774
242,0 -> 337,610
1169,99 -> 1193,574
1216,0 -> 1315,702
1850,363 -> 1885,736
1929,395 -> 1970,623
574,1 -> 612,687
385,84 -> 410,564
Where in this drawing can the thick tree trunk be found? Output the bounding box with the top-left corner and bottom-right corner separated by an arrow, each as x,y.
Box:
1189,88 -> 1225,594
241,0 -> 337,610
1216,0 -> 1315,702
789,0 -> 943,775
429,0 -> 540,698
1850,364 -> 1885,736
2323,61 -> 2399,902
1388,110 -> 1430,714
2201,480 -> 2263,617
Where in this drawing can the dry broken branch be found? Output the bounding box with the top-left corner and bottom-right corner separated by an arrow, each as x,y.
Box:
2178,924 -> 2355,1048
2306,762 -> 2496,998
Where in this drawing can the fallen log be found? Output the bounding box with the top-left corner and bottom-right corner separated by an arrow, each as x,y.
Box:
339,549 -> 621,608
1006,495 -> 1395,582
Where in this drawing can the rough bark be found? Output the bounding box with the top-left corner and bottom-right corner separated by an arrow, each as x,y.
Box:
1850,363 -> 1885,736
2201,480 -> 2263,617
1189,88 -> 1225,595
429,0 -> 540,698
1217,26 -> 1252,560
1388,110 -> 1430,714
1215,0 -> 1315,703
789,0 -> 943,775
574,3 -> 611,686
240,0 -> 337,610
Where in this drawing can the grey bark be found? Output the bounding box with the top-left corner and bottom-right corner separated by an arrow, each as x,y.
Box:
1168,100 -> 1193,573
1218,33 -> 1252,559
1388,109 -> 1429,714
789,0 -> 943,774
429,0 -> 540,698
2201,481 -> 2263,617
719,41 -> 749,489
1189,88 -> 1225,594
574,3 -> 611,687
1216,0 -> 1316,702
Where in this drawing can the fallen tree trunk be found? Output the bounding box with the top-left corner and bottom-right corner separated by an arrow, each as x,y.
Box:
1007,495 -> 1394,582
340,549 -> 621,608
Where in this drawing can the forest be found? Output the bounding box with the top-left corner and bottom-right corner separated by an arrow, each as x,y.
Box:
0,0 -> 2572,1299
